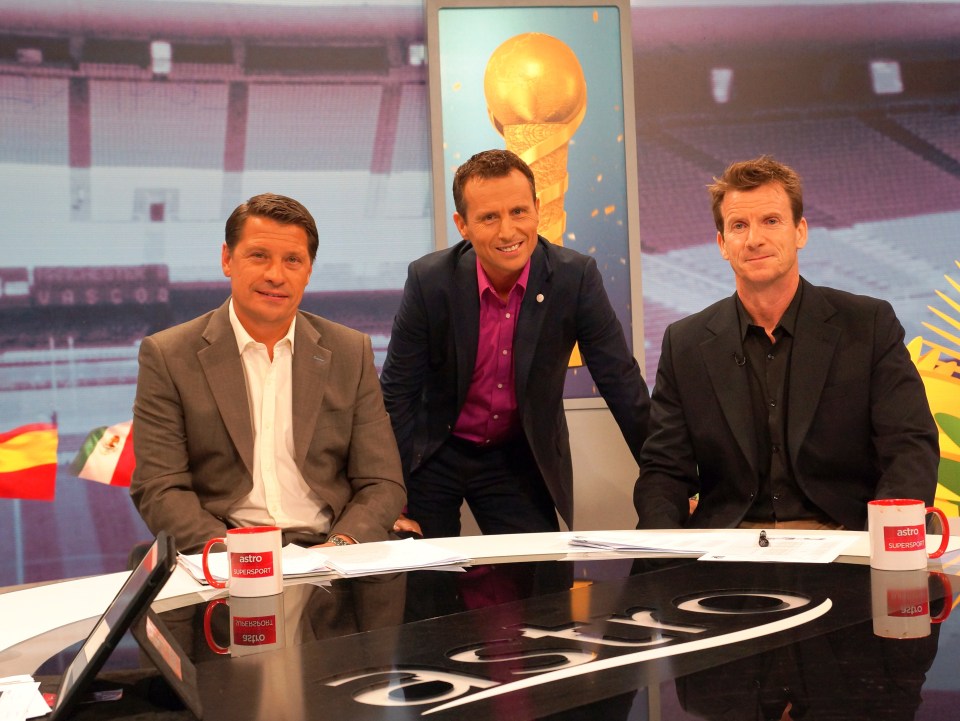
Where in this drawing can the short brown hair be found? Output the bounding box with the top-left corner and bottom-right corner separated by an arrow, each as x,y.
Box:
708,156 -> 804,234
452,149 -> 537,218
224,193 -> 319,262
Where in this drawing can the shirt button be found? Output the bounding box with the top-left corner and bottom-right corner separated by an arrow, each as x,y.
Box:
773,494 -> 780,501
502,349 -> 509,355
493,414 -> 499,420
497,383 -> 503,389
505,312 -> 511,319
767,353 -> 775,361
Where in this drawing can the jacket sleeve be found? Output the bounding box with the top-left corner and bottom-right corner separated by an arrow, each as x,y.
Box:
379,263 -> 431,482
576,256 -> 650,464
868,301 -> 939,511
328,333 -> 407,543
633,324 -> 699,529
130,334 -> 227,553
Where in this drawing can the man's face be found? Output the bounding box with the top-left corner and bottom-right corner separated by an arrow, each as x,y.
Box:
221,215 -> 313,342
717,182 -> 807,292
453,169 -> 539,293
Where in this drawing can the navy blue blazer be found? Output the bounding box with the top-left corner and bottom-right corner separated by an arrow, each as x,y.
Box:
380,237 -> 649,527
635,278 -> 939,531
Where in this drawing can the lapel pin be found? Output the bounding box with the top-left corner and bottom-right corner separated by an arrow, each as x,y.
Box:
536,293 -> 544,303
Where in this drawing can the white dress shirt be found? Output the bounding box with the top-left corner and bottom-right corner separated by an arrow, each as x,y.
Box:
225,300 -> 334,534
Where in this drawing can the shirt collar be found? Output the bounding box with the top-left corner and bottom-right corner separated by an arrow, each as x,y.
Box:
475,257 -> 531,301
228,298 -> 297,354
735,282 -> 803,341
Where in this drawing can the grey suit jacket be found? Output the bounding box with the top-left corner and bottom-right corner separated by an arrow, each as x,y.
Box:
380,237 -> 649,528
130,301 -> 405,553
635,278 -> 939,531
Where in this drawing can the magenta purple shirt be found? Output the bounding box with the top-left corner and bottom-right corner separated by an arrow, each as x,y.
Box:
451,258 -> 531,445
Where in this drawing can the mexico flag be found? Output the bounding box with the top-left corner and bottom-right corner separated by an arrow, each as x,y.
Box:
0,423 -> 58,501
71,421 -> 135,487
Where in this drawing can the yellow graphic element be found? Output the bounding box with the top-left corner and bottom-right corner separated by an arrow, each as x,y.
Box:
484,32 -> 587,367
910,260 -> 960,519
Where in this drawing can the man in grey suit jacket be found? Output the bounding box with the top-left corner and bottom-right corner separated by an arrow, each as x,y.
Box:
131,194 -> 405,553
381,150 -> 649,538
635,156 -> 938,531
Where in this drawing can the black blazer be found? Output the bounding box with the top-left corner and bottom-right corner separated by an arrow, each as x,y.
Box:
380,237 -> 649,527
635,278 -> 939,531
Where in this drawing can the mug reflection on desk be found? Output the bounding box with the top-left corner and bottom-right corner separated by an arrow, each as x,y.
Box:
870,568 -> 953,639
203,594 -> 287,657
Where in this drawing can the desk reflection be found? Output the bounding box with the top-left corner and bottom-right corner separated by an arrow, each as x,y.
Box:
159,573 -> 407,664
675,617 -> 941,720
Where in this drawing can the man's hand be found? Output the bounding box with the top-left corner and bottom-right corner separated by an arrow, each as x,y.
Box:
393,514 -> 423,538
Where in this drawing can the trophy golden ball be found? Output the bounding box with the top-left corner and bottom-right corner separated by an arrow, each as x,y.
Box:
484,33 -> 586,126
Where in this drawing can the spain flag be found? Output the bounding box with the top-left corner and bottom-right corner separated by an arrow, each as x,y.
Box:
0,423 -> 58,501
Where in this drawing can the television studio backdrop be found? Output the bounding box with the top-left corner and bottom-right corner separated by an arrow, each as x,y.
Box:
1,0 -> 959,589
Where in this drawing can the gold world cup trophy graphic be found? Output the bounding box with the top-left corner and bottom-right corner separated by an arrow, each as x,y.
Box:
484,32 -> 587,366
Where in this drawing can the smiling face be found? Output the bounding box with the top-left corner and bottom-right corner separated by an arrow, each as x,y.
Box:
221,215 -> 313,346
717,182 -> 808,296
453,169 -> 540,298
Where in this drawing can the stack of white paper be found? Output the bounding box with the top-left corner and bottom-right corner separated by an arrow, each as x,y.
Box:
569,531 -> 715,554
314,538 -> 469,576
569,531 -> 859,564
0,675 -> 49,720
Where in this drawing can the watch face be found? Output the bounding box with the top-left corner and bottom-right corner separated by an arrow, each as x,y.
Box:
330,535 -> 349,547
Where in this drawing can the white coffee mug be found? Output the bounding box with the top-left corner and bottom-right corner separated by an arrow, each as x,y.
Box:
203,593 -> 286,657
202,526 -> 284,597
867,499 -> 949,571
871,568 -> 953,639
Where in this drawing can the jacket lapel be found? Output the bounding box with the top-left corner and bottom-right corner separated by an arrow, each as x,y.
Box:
514,239 -> 550,409
453,245 -> 480,410
291,314 -> 330,469
702,295 -> 759,474
787,280 -> 840,464
199,302 -> 255,474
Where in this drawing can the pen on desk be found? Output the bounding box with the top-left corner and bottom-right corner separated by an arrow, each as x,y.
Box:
758,530 -> 769,547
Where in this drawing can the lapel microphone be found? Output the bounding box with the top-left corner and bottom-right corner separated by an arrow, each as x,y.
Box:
733,352 -> 746,367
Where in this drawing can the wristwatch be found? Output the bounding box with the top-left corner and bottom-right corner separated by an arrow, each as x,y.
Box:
328,534 -> 351,547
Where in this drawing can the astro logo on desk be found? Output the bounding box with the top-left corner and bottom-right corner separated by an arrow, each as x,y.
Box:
230,552 -> 274,577
320,571 -> 835,716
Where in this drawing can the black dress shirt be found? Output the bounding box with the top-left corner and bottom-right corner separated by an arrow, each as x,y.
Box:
737,286 -> 830,523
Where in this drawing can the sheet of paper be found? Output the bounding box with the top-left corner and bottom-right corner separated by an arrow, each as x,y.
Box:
314,538 -> 469,576
0,676 -> 49,721
698,533 -> 859,563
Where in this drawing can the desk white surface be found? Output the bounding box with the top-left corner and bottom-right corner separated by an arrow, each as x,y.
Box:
2,528 -> 956,675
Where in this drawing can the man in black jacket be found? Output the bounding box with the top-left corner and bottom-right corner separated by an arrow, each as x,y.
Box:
381,149 -> 649,538
635,156 -> 938,531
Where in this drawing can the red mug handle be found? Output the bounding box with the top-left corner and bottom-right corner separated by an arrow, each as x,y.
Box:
202,598 -> 230,655
929,571 -> 953,623
926,506 -> 950,559
202,537 -> 228,588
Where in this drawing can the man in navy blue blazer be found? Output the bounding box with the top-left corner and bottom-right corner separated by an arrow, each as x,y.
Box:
635,156 -> 938,531
381,149 -> 649,538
